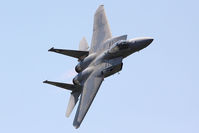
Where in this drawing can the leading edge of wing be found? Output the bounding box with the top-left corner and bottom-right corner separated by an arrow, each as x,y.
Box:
73,70 -> 104,128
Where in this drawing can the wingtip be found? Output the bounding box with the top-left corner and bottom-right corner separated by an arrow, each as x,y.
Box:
43,80 -> 48,83
48,47 -> 54,52
73,122 -> 80,129
99,4 -> 104,9
96,4 -> 104,11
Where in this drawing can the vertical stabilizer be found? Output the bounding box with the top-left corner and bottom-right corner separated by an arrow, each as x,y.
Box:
66,91 -> 81,117
79,37 -> 89,51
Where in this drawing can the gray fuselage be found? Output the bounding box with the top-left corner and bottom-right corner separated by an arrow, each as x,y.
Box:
73,37 -> 153,86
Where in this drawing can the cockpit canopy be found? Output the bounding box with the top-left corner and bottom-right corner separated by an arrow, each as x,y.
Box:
111,40 -> 129,50
108,40 -> 130,54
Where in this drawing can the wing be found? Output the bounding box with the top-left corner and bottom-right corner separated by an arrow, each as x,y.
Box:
73,69 -> 104,128
89,5 -> 112,53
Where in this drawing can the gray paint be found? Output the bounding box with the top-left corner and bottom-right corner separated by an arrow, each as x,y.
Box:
44,5 -> 153,129
79,37 -> 89,51
66,91 -> 81,117
90,5 -> 112,53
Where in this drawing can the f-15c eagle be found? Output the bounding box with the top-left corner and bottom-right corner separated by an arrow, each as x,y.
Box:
44,5 -> 153,129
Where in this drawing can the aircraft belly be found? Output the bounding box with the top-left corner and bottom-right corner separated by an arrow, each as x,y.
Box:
102,63 -> 123,78
103,57 -> 123,77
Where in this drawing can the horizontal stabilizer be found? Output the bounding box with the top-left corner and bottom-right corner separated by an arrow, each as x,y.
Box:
43,80 -> 80,91
48,47 -> 89,60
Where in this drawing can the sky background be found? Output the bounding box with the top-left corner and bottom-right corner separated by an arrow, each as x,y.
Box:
0,0 -> 199,133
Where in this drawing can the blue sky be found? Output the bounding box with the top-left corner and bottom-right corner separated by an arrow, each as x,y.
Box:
0,0 -> 199,132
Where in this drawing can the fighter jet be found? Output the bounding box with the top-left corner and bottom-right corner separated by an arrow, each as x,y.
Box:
43,5 -> 153,129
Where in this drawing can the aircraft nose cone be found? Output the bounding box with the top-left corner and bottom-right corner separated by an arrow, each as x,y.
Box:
140,37 -> 153,46
145,38 -> 153,45
135,37 -> 154,48
129,37 -> 153,51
